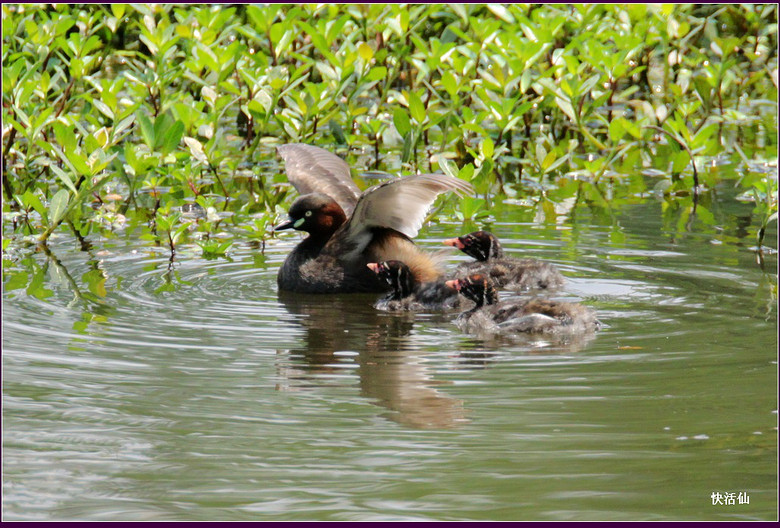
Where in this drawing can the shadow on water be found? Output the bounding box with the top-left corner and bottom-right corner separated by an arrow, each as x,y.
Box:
275,279 -> 603,429
277,290 -> 469,429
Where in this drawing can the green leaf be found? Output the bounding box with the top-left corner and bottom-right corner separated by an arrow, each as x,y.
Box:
579,74 -> 602,96
20,190 -> 47,223
486,4 -> 514,22
481,137 -> 494,158
401,131 -> 416,164
695,204 -> 716,226
547,153 -> 570,175
48,189 -> 70,227
49,164 -> 79,194
393,107 -> 411,137
64,148 -> 92,176
672,150 -> 690,174
438,158 -> 459,179
137,111 -> 155,150
83,269 -> 107,297
366,66 -> 387,82
52,122 -> 77,151
92,98 -> 114,120
541,150 -> 557,172
555,97 -> 577,122
622,119 -> 641,139
560,78 -> 575,98
111,4 -> 126,18
153,112 -> 174,146
358,42 -> 374,61
172,222 -> 190,244
609,118 -> 625,142
84,131 -> 100,153
440,71 -> 457,96
535,143 -> 547,167
27,268 -> 53,300
160,120 -> 184,156
459,163 -> 475,181
114,113 -> 136,139
408,91 -> 425,124
692,122 -> 718,150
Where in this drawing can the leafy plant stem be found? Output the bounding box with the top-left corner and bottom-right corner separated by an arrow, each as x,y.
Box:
644,124 -> 700,200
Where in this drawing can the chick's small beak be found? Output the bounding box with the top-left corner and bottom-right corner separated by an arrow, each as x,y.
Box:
443,237 -> 465,249
367,263 -> 380,273
445,279 -> 461,291
274,218 -> 295,231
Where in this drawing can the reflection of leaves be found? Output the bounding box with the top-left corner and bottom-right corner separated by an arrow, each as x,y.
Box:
546,179 -> 580,203
609,225 -> 626,245
457,197 -> 488,222
72,312 -> 107,334
694,204 -> 716,226
153,269 -> 194,294
26,268 -> 54,300
155,281 -> 178,294
82,269 -> 107,298
4,270 -> 29,292
540,198 -> 557,223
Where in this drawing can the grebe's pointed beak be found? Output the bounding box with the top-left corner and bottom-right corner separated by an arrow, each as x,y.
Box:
445,279 -> 461,291
443,237 -> 465,249
274,218 -> 295,231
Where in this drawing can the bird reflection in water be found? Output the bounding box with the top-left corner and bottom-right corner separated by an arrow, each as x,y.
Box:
276,290 -> 469,429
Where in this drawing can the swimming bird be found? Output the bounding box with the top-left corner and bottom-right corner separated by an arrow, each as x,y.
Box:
275,144 -> 473,293
446,274 -> 599,335
367,260 -> 462,311
444,230 -> 565,291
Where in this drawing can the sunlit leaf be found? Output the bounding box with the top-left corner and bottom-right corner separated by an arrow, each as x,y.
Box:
541,150 -> 557,172
481,137 -> 494,158
20,190 -> 47,223
393,107 -> 411,137
358,42 -> 374,61
366,66 -> 387,82
48,189 -> 70,227
184,137 -> 208,165
408,91 -> 425,123
64,148 -> 92,176
49,164 -> 79,194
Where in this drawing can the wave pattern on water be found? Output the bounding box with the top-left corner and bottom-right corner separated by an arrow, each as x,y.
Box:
2,207 -> 777,521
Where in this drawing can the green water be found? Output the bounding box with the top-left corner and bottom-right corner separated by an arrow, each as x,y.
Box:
2,188 -> 777,521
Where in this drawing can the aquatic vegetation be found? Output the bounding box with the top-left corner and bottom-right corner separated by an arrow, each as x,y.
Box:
2,3 -> 777,266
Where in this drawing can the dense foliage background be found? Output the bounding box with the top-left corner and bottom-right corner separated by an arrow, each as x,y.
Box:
2,4 -> 777,257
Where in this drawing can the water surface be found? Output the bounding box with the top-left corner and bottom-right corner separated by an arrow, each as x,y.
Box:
2,195 -> 777,521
